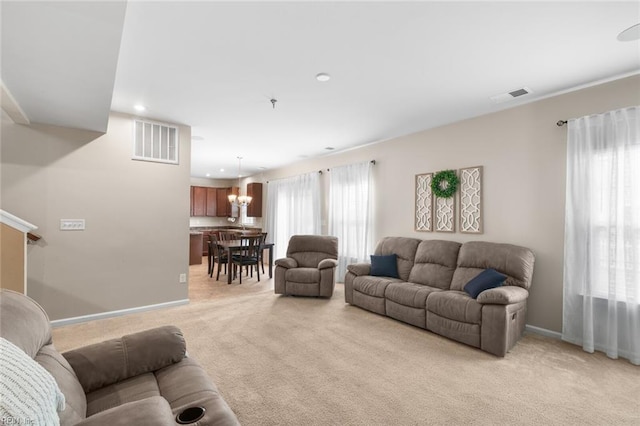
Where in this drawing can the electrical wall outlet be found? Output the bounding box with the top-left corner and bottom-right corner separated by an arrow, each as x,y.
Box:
179,273 -> 187,283
60,219 -> 85,231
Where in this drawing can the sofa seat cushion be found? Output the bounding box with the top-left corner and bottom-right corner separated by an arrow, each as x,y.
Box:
353,276 -> 401,298
285,267 -> 320,284
78,396 -> 175,426
86,373 -> 160,416
427,291 -> 482,324
385,282 -> 442,309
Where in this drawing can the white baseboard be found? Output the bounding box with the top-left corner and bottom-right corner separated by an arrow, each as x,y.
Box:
50,299 -> 190,327
525,324 -> 562,340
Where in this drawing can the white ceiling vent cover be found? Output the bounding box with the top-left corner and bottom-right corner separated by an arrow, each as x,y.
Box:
490,87 -> 533,104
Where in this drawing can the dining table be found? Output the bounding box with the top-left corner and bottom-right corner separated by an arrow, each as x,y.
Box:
216,239 -> 275,284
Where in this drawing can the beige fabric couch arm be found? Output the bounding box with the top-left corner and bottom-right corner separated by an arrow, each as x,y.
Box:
274,257 -> 298,269
63,325 -> 186,394
346,263 -> 371,277
318,258 -> 338,270
476,286 -> 529,305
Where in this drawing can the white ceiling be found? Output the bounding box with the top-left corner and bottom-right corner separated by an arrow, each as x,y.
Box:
2,1 -> 639,179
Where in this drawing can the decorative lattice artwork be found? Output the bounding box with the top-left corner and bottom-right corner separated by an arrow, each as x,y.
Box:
459,166 -> 483,234
435,195 -> 455,233
415,173 -> 433,231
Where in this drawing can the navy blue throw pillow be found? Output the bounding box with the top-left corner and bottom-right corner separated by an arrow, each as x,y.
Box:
464,268 -> 506,299
370,254 -> 399,278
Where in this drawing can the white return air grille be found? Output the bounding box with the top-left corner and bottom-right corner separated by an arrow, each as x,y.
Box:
490,87 -> 533,104
133,119 -> 179,164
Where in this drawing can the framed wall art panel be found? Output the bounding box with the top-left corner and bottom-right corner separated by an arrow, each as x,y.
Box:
415,173 -> 433,231
435,195 -> 455,232
459,166 -> 483,234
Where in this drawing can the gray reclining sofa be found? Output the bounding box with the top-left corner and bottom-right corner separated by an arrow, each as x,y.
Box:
344,237 -> 535,356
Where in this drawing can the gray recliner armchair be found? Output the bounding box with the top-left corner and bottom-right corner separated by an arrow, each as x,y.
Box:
274,235 -> 339,297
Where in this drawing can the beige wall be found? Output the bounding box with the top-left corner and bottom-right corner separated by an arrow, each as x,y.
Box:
260,74 -> 640,333
1,112 -> 191,320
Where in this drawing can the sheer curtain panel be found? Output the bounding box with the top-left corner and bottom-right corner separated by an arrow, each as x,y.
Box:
265,172 -> 321,259
329,161 -> 374,281
563,106 -> 640,365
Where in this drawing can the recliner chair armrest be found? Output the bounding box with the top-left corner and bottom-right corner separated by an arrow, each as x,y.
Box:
75,396 -> 176,426
275,257 -> 298,269
477,286 -> 529,305
318,259 -> 338,270
63,325 -> 186,394
346,263 -> 371,277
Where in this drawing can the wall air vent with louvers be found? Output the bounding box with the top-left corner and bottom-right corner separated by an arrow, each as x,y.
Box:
490,87 -> 533,104
133,119 -> 179,164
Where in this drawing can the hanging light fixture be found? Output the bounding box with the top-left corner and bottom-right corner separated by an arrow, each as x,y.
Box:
228,156 -> 252,206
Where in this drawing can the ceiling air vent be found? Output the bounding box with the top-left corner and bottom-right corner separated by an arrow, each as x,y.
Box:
490,87 -> 533,104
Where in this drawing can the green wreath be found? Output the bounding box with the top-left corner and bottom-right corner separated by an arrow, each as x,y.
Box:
431,170 -> 459,198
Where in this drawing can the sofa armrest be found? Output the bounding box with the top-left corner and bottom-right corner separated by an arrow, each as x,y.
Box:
318,258 -> 338,270
275,257 -> 298,269
477,286 -> 529,305
63,325 -> 186,394
346,263 -> 371,277
75,396 -> 175,426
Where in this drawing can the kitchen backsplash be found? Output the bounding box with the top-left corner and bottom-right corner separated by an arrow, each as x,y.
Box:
189,216 -> 262,228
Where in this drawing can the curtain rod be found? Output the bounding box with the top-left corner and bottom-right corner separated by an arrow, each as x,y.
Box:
557,120 -> 567,127
320,160 -> 376,173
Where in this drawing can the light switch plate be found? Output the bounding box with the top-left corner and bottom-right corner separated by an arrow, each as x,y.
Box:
60,219 -> 85,231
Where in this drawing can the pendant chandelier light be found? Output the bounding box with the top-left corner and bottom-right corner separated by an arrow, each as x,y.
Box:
228,156 -> 252,206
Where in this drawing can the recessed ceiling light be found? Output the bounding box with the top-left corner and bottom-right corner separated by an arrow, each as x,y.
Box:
618,23 -> 640,41
205,173 -> 210,177
220,168 -> 225,172
134,104 -> 146,112
316,73 -> 331,82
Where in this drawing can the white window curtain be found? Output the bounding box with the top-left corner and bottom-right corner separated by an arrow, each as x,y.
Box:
563,106 -> 640,365
265,172 -> 321,259
328,161 -> 374,281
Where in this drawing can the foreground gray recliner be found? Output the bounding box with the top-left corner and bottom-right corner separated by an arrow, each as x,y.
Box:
274,235 -> 338,297
344,237 -> 535,356
0,289 -> 239,426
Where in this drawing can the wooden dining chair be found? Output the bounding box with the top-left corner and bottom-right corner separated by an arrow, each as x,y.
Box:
230,234 -> 264,284
218,231 -> 234,242
208,234 -> 229,280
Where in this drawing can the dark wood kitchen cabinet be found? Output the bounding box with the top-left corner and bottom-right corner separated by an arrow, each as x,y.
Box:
246,182 -> 263,217
191,186 -> 239,217
206,187 -> 217,217
216,187 -> 238,217
191,186 -> 207,217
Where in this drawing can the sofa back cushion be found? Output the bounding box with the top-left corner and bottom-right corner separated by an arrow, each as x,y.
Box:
287,235 -> 338,268
374,237 -> 421,282
0,290 -> 87,425
0,289 -> 52,358
408,240 -> 461,289
450,242 -> 535,291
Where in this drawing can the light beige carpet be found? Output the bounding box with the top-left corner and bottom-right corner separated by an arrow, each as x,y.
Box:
53,282 -> 640,425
